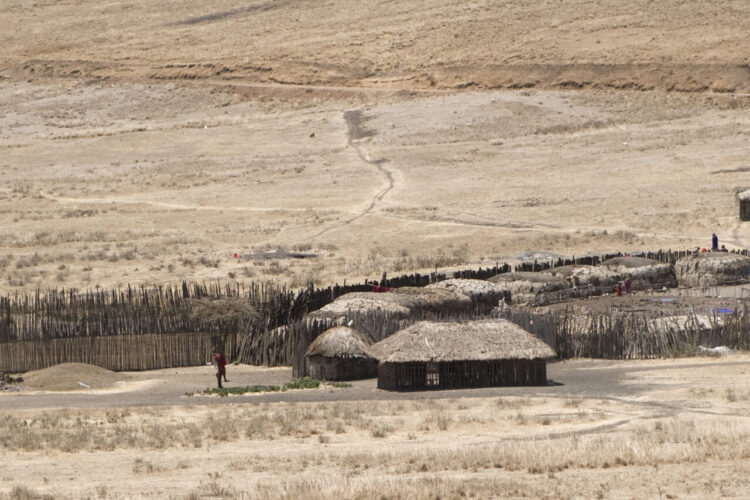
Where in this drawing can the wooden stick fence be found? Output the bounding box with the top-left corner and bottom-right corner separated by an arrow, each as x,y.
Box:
2,248 -> 749,373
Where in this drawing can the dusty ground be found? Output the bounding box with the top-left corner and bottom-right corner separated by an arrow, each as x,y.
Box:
2,356 -> 750,498
1,1 -> 750,293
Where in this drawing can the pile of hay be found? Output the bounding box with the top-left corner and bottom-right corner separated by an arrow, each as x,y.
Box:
547,265 -> 620,290
368,319 -> 556,363
22,363 -> 127,391
675,252 -> 750,287
487,272 -> 570,305
600,256 -> 677,290
426,279 -> 509,308
309,286 -> 472,322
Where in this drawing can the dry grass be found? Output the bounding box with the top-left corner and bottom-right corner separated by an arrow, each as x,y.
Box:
1,390 -> 749,498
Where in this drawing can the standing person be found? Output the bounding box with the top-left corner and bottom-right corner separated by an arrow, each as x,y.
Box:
615,282 -> 623,297
712,233 -> 719,251
624,278 -> 632,295
214,352 -> 227,388
219,352 -> 229,383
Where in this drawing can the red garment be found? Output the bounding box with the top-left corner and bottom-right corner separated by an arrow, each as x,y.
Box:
615,284 -> 622,297
371,284 -> 393,293
215,353 -> 226,375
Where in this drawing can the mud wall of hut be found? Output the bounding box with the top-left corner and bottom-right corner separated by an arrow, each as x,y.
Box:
377,359 -> 547,391
306,355 -> 378,381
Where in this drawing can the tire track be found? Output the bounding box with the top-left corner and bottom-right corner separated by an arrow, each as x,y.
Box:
313,110 -> 395,238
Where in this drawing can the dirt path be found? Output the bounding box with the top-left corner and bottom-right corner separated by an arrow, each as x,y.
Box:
3,358 -> 749,412
313,110 -> 397,238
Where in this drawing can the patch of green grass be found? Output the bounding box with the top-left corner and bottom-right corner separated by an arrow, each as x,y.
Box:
325,381 -> 352,388
203,385 -> 280,397
282,377 -> 321,390
200,377 -> 350,397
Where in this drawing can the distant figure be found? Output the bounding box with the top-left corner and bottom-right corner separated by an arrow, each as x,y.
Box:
497,297 -> 506,313
712,233 -> 719,251
615,282 -> 623,297
214,352 -> 228,388
624,278 -> 632,295
721,244 -> 728,252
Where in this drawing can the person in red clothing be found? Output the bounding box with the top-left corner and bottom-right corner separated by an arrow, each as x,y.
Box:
214,352 -> 228,388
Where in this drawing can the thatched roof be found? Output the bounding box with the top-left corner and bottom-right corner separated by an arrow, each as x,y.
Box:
369,319 -> 556,363
601,256 -> 662,269
311,287 -> 472,320
675,252 -> 750,287
489,271 -> 561,284
737,189 -> 750,201
548,265 -> 620,287
305,326 -> 373,359
600,257 -> 677,289
426,279 -> 508,305
312,295 -> 411,319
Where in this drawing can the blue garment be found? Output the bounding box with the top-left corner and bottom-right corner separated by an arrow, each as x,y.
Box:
712,234 -> 718,250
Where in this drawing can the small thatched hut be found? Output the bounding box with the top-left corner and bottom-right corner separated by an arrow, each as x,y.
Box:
369,319 -> 556,391
305,326 -> 377,380
675,252 -> 750,287
547,265 -> 620,293
738,189 -> 750,221
426,279 -> 510,309
309,286 -> 472,323
487,272 -> 570,305
600,256 -> 677,290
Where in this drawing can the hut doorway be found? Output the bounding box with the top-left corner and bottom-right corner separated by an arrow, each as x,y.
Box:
425,362 -> 439,387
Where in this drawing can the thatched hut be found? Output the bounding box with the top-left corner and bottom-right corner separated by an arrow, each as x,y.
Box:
369,319 -> 556,391
738,189 -> 750,221
426,279 -> 509,308
309,286 -> 472,323
547,265 -> 620,295
675,252 -> 750,287
600,256 -> 677,290
304,326 -> 377,380
487,272 -> 570,305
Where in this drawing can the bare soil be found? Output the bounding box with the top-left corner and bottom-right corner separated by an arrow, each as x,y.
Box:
2,356 -> 750,498
1,1 -> 750,293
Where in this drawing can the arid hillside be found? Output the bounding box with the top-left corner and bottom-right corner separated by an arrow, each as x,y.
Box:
1,1 -> 749,292
2,0 -> 750,92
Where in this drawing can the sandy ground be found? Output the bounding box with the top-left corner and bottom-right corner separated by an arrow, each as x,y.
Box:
1,81 -> 749,293
2,356 -> 750,498
1,1 -> 750,293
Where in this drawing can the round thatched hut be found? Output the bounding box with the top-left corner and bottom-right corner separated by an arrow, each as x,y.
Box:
426,279 -> 510,309
309,286 -> 472,323
600,256 -> 677,290
487,272 -> 570,305
305,326 -> 378,381
737,188 -> 750,221
547,265 -> 620,295
675,252 -> 750,287
369,319 -> 556,391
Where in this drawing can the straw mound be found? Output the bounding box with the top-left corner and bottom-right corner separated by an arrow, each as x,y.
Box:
737,189 -> 750,201
312,295 -> 411,320
23,363 -> 127,391
488,272 -> 569,304
369,319 -> 556,363
389,286 -> 472,313
675,252 -> 750,287
305,326 -> 373,358
311,287 -> 472,321
548,265 -> 620,288
601,257 -> 677,289
427,279 -> 508,306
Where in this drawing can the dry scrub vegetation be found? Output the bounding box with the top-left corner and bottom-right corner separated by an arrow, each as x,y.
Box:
2,393 -> 750,498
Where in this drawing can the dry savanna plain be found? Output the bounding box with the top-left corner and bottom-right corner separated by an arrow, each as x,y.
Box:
2,0 -> 750,498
